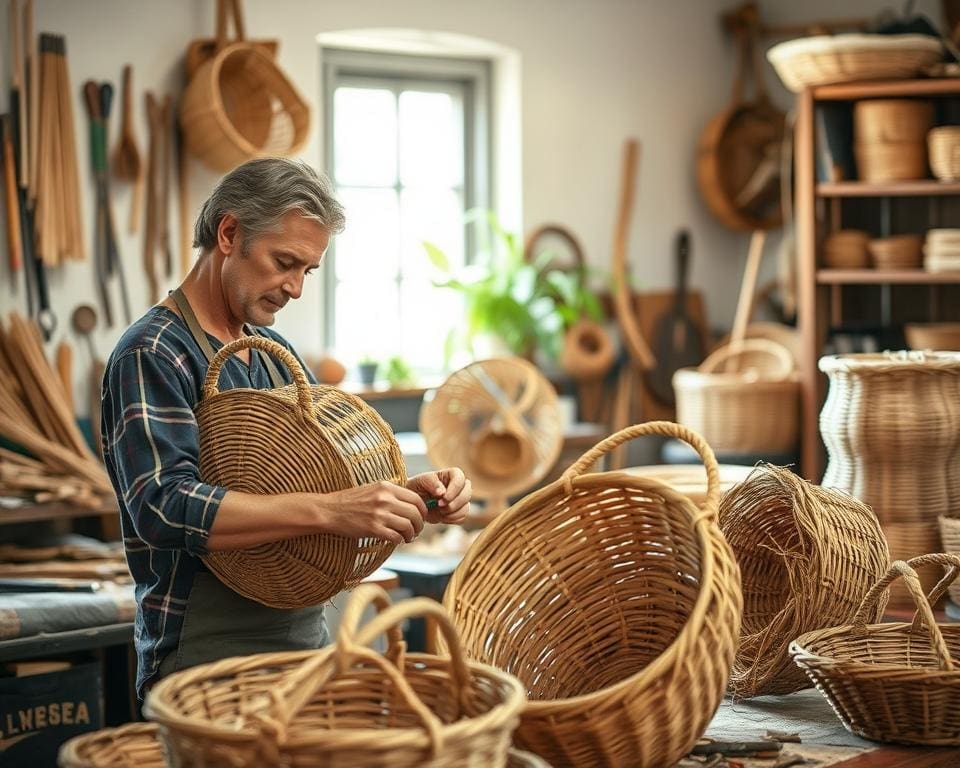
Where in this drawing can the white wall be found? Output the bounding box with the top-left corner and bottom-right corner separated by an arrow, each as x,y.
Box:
0,0 -> 945,413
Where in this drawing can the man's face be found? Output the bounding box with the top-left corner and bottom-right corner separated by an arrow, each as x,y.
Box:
222,211 -> 330,327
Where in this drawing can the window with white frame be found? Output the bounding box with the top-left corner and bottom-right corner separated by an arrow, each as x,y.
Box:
322,48 -> 491,375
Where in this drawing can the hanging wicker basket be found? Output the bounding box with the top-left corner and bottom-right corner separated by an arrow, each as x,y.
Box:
180,37 -> 309,172
719,463 -> 889,699
144,584 -> 526,767
58,722 -> 165,768
198,336 -> 405,608
674,339 -> 800,454
442,421 -> 743,768
791,553 -> 960,746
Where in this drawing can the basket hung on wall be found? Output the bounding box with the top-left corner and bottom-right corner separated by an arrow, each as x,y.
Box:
144,585 -> 527,767
442,421 -> 743,768
180,0 -> 309,171
791,553 -> 960,746
198,336 -> 406,608
719,463 -> 889,699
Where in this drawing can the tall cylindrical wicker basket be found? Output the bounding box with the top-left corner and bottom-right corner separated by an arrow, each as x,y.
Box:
819,352 -> 960,603
442,421 -> 743,768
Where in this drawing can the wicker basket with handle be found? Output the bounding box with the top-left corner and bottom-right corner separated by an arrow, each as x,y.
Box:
58,722 -> 165,768
674,339 -> 800,454
198,336 -> 405,608
442,421 -> 743,768
144,584 -> 526,767
791,553 -> 960,746
719,463 -> 889,699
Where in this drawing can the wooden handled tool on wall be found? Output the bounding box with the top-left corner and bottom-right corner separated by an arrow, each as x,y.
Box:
726,229 -> 767,371
112,64 -> 143,234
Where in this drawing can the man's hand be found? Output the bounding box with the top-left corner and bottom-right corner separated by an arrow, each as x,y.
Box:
312,482 -> 426,544
406,468 -> 471,525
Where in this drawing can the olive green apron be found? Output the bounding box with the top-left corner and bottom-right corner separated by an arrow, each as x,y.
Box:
157,288 -> 328,679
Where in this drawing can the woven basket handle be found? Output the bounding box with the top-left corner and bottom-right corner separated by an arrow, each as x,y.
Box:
561,421 -> 720,515
698,338 -> 793,378
853,554 -> 960,672
275,585 -> 472,756
201,335 -> 314,415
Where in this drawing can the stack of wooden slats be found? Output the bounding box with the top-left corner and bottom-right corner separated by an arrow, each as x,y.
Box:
0,313 -> 111,509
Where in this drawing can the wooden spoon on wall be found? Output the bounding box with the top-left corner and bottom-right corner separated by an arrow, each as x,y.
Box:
112,64 -> 143,233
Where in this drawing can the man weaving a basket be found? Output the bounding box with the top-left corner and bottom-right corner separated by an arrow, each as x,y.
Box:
101,158 -> 472,698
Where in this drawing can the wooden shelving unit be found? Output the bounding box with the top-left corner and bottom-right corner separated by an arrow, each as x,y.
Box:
796,78 -> 960,480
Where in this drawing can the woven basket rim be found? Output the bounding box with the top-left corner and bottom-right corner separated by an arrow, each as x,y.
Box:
819,351 -> 960,373
444,468 -> 721,709
767,33 -> 942,63
791,622 -> 960,680
674,367 -> 800,386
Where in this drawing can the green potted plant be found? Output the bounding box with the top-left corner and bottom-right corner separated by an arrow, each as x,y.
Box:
384,355 -> 416,389
357,355 -> 379,386
424,211 -> 606,364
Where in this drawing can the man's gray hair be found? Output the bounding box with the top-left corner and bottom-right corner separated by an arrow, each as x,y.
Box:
192,158 -> 346,253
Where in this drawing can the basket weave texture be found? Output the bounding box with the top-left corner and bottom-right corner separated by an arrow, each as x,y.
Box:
199,336 -> 405,608
719,463 -> 889,699
791,553 -> 960,746
442,421 -> 743,768
180,42 -> 309,171
58,722 -> 164,768
145,585 -> 526,767
766,34 -> 943,93
674,339 -> 800,453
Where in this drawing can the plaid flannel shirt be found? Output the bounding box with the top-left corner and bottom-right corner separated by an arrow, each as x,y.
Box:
101,306 -> 315,696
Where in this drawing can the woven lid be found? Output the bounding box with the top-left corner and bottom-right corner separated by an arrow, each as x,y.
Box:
198,336 -> 406,608
819,350 -> 960,374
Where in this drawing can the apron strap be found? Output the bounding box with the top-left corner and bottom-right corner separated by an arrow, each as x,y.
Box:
170,287 -> 286,389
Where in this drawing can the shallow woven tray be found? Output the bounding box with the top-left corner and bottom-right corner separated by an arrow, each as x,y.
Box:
145,585 -> 526,767
720,463 -> 889,698
442,421 -> 743,767
791,554 -> 960,746
58,722 -> 164,768
198,336 -> 405,608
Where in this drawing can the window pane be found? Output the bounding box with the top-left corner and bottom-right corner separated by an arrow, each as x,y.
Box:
335,188 -> 400,282
400,187 -> 464,279
399,90 -> 463,188
399,278 -> 464,371
334,279 -> 400,365
334,87 -> 397,186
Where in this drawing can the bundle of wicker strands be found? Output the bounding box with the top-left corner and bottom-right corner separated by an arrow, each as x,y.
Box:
145,585 -> 526,767
197,335 -> 406,608
719,463 -> 889,698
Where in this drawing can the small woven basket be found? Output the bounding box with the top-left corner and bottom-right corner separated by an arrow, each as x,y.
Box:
766,34 -> 943,93
867,234 -> 923,269
791,553 -> 960,746
929,126 -> 960,182
674,339 -> 800,454
145,584 -> 526,767
442,421 -> 743,768
905,322 -> 960,351
180,41 -> 309,171
198,336 -> 405,608
58,722 -> 165,768
854,99 -> 934,144
719,463 -> 889,699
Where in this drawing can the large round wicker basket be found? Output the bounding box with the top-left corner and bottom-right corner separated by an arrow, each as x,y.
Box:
791,554 -> 960,746
58,722 -> 165,768
719,463 -> 889,699
198,336 -> 405,608
145,585 -> 526,767
674,339 -> 800,454
442,421 -> 743,768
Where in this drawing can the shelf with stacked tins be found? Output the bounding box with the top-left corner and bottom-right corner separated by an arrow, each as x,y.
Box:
794,76 -> 960,480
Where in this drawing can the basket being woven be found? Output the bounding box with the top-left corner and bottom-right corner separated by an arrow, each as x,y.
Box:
145,585 -> 526,767
719,463 -> 889,699
791,553 -> 960,746
58,722 -> 165,768
442,421 -> 743,768
198,336 -> 405,608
